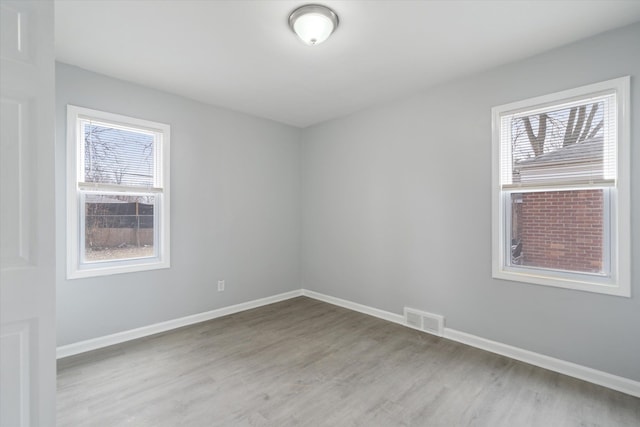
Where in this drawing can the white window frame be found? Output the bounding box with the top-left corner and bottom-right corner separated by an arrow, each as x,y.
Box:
491,77 -> 630,297
67,105 -> 170,279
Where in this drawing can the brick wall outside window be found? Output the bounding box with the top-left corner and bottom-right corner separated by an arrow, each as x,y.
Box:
517,190 -> 603,273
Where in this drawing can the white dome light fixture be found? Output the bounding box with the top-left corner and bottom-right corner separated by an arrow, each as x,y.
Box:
288,4 -> 339,46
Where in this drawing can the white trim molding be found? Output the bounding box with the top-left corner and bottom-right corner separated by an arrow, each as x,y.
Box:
57,288 -> 640,398
66,105 -> 171,279
491,76 -> 631,297
443,329 -> 640,399
301,289 -> 405,325
56,290 -> 303,359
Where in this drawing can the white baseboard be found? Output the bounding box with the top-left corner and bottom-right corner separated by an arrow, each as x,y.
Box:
57,287 -> 640,398
443,329 -> 640,398
301,289 -> 405,325
56,289 -> 303,359
301,289 -> 640,399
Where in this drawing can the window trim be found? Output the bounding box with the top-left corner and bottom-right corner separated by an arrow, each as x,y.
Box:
66,105 -> 170,279
491,77 -> 630,297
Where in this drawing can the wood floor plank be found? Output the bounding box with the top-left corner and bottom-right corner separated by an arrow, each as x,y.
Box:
57,297 -> 640,426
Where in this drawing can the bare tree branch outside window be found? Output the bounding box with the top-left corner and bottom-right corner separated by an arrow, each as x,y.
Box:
511,101 -> 604,163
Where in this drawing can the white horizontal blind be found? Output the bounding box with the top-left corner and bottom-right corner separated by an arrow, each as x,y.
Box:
79,118 -> 161,189
499,92 -> 616,189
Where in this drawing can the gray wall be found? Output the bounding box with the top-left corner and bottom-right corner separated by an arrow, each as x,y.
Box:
301,23 -> 640,381
56,63 -> 301,346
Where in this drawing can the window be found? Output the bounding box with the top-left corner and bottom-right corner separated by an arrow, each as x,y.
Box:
67,105 -> 170,278
491,77 -> 630,296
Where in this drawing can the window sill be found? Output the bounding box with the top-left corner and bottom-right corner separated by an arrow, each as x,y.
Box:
67,258 -> 170,280
492,266 -> 629,297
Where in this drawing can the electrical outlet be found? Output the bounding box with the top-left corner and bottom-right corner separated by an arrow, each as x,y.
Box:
217,280 -> 225,292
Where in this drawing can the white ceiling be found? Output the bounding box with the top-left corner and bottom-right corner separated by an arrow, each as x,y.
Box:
55,0 -> 640,128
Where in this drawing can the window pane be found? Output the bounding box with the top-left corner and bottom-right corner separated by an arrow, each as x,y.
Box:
83,122 -> 155,187
84,193 -> 155,263
510,189 -> 604,274
503,93 -> 616,186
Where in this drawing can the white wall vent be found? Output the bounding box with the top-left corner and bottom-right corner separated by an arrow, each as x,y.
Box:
403,307 -> 444,337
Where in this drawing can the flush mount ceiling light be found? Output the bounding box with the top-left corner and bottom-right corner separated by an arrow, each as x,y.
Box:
288,4 -> 339,46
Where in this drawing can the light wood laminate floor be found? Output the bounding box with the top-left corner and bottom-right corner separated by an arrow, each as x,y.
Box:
57,297 -> 640,426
